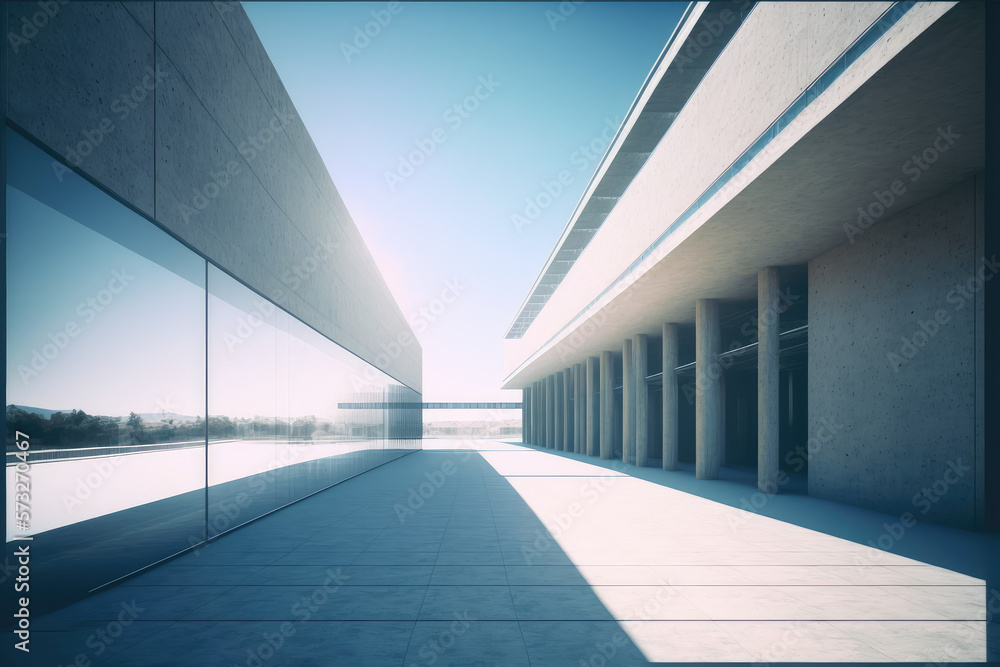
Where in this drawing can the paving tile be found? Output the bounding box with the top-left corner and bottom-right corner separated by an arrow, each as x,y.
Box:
119,564 -> 263,586
830,620 -> 988,662
337,564 -> 435,586
418,585 -> 517,621
435,550 -> 505,565
29,622 -> 179,666
354,550 -> 439,566
592,585 -> 711,620
510,586 -> 615,621
718,620 -> 894,661
37,586 -> 231,627
615,620 -> 756,661
404,621 -> 530,666
241,565 -> 358,586
429,565 -> 509,586
519,620 -> 646,666
103,620 -> 413,666
876,585 -> 987,620
271,550 -> 360,566
505,565 -> 590,586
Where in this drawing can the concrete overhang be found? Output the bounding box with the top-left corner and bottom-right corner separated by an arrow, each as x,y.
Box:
504,1 -> 753,339
503,2 -> 984,389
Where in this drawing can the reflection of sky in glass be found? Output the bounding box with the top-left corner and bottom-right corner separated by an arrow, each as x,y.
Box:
208,266 -> 278,419
4,129 -> 420,562
208,265 -> 400,422
6,189 -> 205,418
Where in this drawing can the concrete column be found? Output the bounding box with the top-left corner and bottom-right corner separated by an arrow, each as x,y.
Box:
696,298 -> 722,479
562,368 -> 572,451
573,363 -> 584,453
758,267 -> 781,493
552,372 -> 564,450
536,380 -> 543,447
531,380 -> 545,447
600,351 -> 614,459
622,338 -> 634,464
662,323 -> 679,470
546,375 -> 555,449
586,357 -> 599,457
522,387 -> 529,444
633,334 -> 649,467
528,382 -> 538,445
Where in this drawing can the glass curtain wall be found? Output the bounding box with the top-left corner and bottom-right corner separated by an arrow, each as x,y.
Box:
4,127 -> 420,612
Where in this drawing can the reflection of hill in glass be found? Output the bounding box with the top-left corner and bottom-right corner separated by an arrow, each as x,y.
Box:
9,405 -> 74,419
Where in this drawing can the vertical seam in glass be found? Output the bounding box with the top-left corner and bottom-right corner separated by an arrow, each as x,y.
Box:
153,2 -> 156,220
204,259 -> 209,544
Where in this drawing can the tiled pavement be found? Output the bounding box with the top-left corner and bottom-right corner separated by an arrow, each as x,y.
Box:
29,439 -> 998,665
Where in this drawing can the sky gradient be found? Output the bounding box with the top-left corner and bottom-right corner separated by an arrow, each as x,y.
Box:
244,1 -> 687,402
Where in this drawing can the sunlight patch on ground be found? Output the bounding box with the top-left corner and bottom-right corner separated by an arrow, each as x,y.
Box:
474,441 -> 987,662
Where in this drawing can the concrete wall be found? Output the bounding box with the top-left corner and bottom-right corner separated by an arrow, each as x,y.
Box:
808,174 -> 985,529
6,1 -> 421,391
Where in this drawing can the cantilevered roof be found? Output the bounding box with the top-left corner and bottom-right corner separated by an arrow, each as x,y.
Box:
505,1 -> 753,339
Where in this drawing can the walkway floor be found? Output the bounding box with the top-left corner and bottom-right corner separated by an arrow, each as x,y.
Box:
30,439 -> 997,665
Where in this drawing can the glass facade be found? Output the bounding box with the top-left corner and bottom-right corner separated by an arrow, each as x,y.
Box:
4,128 -> 420,608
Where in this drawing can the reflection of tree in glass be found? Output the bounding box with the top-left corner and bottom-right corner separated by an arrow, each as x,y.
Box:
4,404 -> 210,451
292,416 -> 316,440
127,412 -> 146,443
6,405 -> 121,450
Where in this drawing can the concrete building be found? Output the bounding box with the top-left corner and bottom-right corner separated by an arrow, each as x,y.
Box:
506,1 -> 993,531
3,1 -> 421,614
2,2 -> 997,663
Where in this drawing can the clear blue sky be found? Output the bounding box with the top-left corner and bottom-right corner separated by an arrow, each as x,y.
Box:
245,1 -> 687,402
